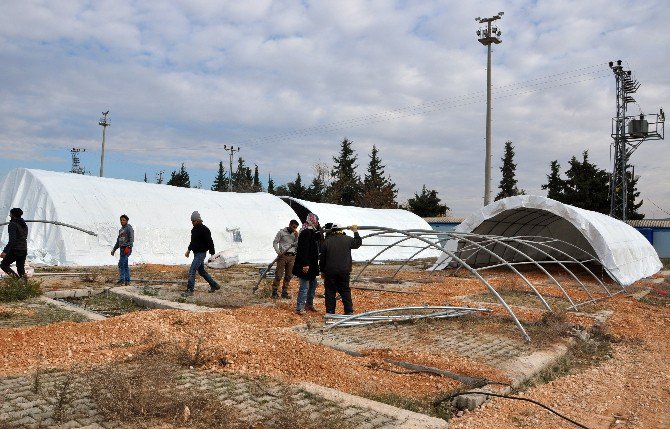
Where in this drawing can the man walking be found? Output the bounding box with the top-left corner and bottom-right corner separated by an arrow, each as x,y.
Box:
1,208 -> 28,278
272,219 -> 299,298
111,214 -> 134,285
319,224 -> 362,315
183,211 -> 221,297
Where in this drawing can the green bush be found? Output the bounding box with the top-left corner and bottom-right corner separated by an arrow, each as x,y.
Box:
0,276 -> 42,302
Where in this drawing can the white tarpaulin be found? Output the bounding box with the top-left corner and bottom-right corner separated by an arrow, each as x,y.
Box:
0,168 -> 299,265
435,195 -> 661,286
282,197 -> 440,261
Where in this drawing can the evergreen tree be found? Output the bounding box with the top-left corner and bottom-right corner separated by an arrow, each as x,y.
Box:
304,175 -> 326,202
495,141 -> 525,201
621,163 -> 645,220
287,173 -> 307,199
252,165 -> 263,192
327,138 -> 363,206
562,151 -> 610,213
274,184 -> 289,196
267,175 -> 275,194
144,173 -> 148,183
232,157 -> 254,192
541,160 -> 565,200
362,145 -> 398,208
211,161 -> 228,192
156,170 -> 165,184
166,163 -> 190,188
406,185 -> 448,217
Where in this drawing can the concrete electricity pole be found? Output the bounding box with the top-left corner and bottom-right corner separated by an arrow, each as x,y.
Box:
476,12 -> 503,206
98,111 -> 110,177
223,145 -> 240,191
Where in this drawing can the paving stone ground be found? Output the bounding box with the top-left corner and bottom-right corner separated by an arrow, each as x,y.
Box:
0,368 -> 438,429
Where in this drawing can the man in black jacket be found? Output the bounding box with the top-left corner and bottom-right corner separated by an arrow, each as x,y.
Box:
183,211 -> 221,297
1,208 -> 28,278
319,224 -> 362,315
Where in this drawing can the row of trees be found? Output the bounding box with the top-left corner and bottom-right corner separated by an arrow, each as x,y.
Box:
497,141 -> 644,219
150,138 -> 449,217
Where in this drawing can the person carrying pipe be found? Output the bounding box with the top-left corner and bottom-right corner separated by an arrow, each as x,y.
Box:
1,208 -> 28,278
271,219 -> 299,299
111,214 -> 134,285
183,211 -> 221,297
319,223 -> 362,315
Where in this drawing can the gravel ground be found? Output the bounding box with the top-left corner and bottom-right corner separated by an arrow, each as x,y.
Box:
2,264 -> 668,428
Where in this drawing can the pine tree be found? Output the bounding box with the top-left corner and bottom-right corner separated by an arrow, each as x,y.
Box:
211,161 -> 228,192
541,160 -> 564,200
287,173 -> 307,199
495,141 -> 525,201
562,151 -> 610,213
232,157 -> 254,192
144,173 -> 148,183
156,170 -> 165,184
304,175 -> 326,202
361,145 -> 397,208
253,165 -> 263,192
274,185 -> 289,196
267,175 -> 275,194
166,163 -> 190,188
406,185 -> 448,217
624,163 -> 645,219
327,138 -> 362,206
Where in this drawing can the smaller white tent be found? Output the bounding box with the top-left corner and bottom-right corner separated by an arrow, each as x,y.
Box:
0,169 -> 299,265
435,195 -> 661,286
282,197 -> 440,261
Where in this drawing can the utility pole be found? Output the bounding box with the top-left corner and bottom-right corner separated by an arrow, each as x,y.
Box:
223,145 -> 240,191
476,12 -> 503,206
98,111 -> 110,177
608,60 -> 664,221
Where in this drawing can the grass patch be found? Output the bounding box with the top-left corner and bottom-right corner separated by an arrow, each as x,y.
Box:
0,277 -> 42,302
365,391 -> 452,421
62,290 -> 143,317
84,344 -> 357,429
639,280 -> 670,307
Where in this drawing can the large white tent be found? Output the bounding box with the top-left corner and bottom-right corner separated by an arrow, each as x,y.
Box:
435,195 -> 661,286
282,197 -> 440,262
0,169 -> 298,265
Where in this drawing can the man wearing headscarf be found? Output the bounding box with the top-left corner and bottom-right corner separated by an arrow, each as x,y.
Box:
1,208 -> 28,278
293,213 -> 322,314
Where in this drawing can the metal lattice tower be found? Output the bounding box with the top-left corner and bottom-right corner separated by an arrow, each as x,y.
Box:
69,148 -> 86,174
608,60 -> 665,220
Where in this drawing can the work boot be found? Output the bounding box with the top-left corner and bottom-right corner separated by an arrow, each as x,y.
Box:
181,290 -> 194,297
271,289 -> 279,299
305,304 -> 317,312
209,283 -> 221,293
281,290 -> 290,299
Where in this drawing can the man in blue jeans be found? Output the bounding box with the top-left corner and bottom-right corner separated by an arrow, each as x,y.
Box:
182,211 -> 221,297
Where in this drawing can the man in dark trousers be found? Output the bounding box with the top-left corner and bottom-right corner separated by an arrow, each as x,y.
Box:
183,211 -> 221,297
1,208 -> 28,278
319,224 -> 362,315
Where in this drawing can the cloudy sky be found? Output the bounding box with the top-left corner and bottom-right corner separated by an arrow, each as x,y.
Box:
1,0 -> 668,217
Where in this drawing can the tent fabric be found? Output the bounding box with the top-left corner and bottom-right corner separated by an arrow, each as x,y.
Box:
0,168 -> 299,265
282,197 -> 441,261
435,195 -> 661,286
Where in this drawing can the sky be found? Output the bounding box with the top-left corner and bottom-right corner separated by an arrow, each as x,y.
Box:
1,0 -> 668,218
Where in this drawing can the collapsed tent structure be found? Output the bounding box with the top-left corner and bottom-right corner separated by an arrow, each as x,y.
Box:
0,169 -> 435,266
281,197 -> 440,261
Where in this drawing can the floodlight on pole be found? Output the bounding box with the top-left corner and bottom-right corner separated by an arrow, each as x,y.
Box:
223,145 -> 240,191
98,111 -> 110,177
475,13 -> 503,206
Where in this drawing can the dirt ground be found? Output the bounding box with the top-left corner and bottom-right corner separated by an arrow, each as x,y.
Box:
2,262 -> 669,428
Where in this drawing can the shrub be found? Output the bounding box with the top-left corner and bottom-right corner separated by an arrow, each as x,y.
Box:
0,277 -> 42,302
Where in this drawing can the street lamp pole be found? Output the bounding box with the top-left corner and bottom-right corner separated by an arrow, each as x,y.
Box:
476,13 -> 503,206
98,111 -> 110,177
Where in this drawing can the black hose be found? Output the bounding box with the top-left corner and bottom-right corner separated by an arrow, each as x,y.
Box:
434,390 -> 590,429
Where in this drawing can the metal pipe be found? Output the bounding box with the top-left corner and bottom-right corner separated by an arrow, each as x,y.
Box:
0,220 -> 97,236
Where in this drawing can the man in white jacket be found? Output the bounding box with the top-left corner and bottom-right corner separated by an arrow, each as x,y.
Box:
271,219 -> 299,298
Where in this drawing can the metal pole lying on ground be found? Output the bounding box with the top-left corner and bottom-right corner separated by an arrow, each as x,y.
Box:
0,220 -> 97,236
